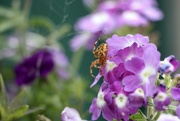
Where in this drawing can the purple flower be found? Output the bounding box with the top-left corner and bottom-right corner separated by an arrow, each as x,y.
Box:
90,81 -> 145,121
157,114 -> 180,121
89,34 -> 164,121
61,107 -> 84,121
106,34 -> 150,57
70,32 -> 97,51
89,83 -> 115,121
15,49 -> 54,86
176,104 -> 180,119
15,46 -> 70,86
111,82 -> 139,121
128,87 -> 148,107
159,55 -> 179,74
94,34 -> 160,96
71,0 -> 163,51
171,87 -> 180,101
153,85 -> 171,111
75,11 -> 117,34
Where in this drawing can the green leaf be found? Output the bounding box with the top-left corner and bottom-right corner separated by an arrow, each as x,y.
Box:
0,16 -> 24,33
29,16 -> 55,33
130,109 -> 147,121
0,74 -> 7,107
25,106 -> 45,116
8,105 -> 29,120
10,90 -> 26,110
0,104 -> 6,118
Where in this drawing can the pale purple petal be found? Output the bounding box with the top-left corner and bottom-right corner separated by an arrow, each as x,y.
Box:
90,73 -> 102,88
89,98 -> 101,120
117,11 -> 148,27
102,106 -> 115,121
176,104 -> 180,119
70,33 -> 93,51
142,46 -> 160,67
171,87 -> 180,101
157,114 -> 180,121
125,57 -> 145,73
61,107 -> 82,121
117,43 -> 143,62
122,75 -> 141,92
76,11 -> 117,34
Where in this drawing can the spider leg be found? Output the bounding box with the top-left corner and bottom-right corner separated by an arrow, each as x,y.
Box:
90,59 -> 100,78
92,38 -> 100,54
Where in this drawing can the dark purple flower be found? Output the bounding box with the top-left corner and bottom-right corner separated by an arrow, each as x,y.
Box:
15,49 -> 54,86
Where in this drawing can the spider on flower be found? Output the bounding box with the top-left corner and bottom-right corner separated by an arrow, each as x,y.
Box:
90,39 -> 108,78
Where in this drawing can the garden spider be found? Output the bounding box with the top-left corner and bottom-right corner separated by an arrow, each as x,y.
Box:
90,39 -> 108,78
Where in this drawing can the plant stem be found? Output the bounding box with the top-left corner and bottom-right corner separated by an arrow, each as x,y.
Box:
70,47 -> 85,78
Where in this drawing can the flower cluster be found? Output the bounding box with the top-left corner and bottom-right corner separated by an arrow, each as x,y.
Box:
89,34 -> 180,121
70,0 -> 163,51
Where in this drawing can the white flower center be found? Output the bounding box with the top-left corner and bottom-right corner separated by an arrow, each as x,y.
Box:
134,88 -> 145,98
140,66 -> 156,84
154,92 -> 167,102
106,60 -> 117,72
92,12 -> 109,25
126,54 -> 134,61
122,11 -> 140,21
115,93 -> 128,108
97,91 -> 106,108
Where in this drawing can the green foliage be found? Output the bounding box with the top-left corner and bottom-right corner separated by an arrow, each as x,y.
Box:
0,74 -> 29,121
130,110 -> 147,121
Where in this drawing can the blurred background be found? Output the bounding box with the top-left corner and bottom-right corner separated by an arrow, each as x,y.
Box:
1,0 -> 179,73
0,0 -> 180,120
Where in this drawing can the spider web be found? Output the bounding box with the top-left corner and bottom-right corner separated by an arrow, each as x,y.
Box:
30,0 -> 78,36
47,0 -> 76,24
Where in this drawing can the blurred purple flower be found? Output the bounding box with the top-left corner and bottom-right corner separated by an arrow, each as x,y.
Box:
15,49 -> 54,86
70,32 -> 97,51
61,107 -> 84,121
71,0 -> 163,51
15,45 -> 70,86
75,11 -> 117,34
50,47 -> 70,80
